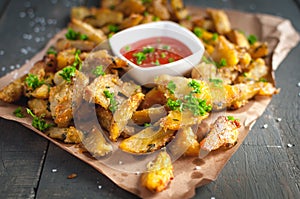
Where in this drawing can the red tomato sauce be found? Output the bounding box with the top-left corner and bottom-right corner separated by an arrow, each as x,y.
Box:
121,37 -> 192,68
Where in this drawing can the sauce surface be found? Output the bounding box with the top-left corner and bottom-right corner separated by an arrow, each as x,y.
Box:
121,37 -> 192,68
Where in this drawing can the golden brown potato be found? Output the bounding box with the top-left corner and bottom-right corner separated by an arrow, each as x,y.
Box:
27,84 -> 50,99
119,126 -> 175,153
211,36 -> 239,67
56,48 -> 77,70
83,8 -> 123,27
46,126 -> 84,144
101,0 -> 121,9
236,58 -> 268,83
226,29 -> 250,49
71,6 -> 91,20
200,116 -> 241,152
115,0 -> 145,17
82,125 -> 113,157
83,74 -> 122,109
169,126 -> 200,157
28,98 -> 51,118
140,87 -> 167,109
119,14 -> 144,30
150,0 -> 170,20
170,0 -> 189,20
141,151 -> 174,192
69,18 -> 107,43
0,78 -> 24,103
207,9 -> 231,34
132,106 -> 167,125
56,38 -> 95,52
249,42 -> 269,59
109,92 -> 144,141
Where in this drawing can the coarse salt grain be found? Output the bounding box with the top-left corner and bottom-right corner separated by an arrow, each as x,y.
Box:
98,185 -> 102,189
118,160 -> 123,165
194,166 -> 201,170
262,124 -> 268,129
276,118 -> 282,122
51,168 -> 58,173
287,143 -> 293,148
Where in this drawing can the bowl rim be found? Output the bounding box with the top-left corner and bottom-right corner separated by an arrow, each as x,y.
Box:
109,21 -> 204,71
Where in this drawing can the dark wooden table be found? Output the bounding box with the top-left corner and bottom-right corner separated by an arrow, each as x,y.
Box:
0,0 -> 299,198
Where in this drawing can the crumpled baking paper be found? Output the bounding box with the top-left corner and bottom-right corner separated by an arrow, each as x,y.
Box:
0,8 -> 299,199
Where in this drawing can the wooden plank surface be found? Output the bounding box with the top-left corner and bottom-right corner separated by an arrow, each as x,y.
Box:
0,0 -> 299,198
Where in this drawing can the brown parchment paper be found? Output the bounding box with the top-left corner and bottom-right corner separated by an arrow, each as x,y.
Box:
0,8 -> 299,199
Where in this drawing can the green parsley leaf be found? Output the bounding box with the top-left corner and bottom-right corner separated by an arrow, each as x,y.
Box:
168,57 -> 174,63
202,56 -> 215,64
167,81 -> 176,94
248,34 -> 257,45
144,123 -> 151,127
133,52 -> 146,65
193,27 -> 203,38
227,116 -> 235,121
143,46 -> 154,54
243,72 -> 248,77
183,93 -> 212,116
46,47 -> 57,56
209,78 -> 223,87
80,34 -> 88,40
161,52 -> 166,58
72,49 -> 82,70
163,45 -> 170,50
65,28 -> 89,41
125,45 -> 131,51
108,24 -> 119,33
153,16 -> 160,21
216,58 -> 227,68
142,0 -> 152,4
13,107 -> 25,118
26,108 -> 53,132
155,60 -> 160,66
103,90 -> 118,113
212,33 -> 219,41
188,79 -> 201,94
259,78 -> 267,82
167,98 -> 182,111
25,74 -> 44,90
59,66 -> 76,83
92,65 -> 105,77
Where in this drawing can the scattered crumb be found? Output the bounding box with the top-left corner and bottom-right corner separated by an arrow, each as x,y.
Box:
51,168 -> 58,173
287,143 -> 293,148
67,173 -> 78,179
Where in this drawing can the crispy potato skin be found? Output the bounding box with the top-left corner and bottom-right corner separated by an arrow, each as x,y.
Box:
0,78 -> 24,103
141,151 -> 174,192
200,116 -> 241,151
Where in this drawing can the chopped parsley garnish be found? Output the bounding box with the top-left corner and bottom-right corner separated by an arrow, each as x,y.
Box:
125,45 -> 131,51
153,16 -> 160,21
13,107 -> 25,118
161,52 -> 166,58
59,66 -> 76,83
144,11 -> 149,16
144,123 -> 151,127
108,24 -> 119,33
142,0 -> 152,4
65,28 -> 88,41
155,60 -> 160,66
26,108 -> 52,132
193,27 -> 203,38
72,49 -> 82,70
209,78 -> 223,87
92,65 -> 105,77
202,56 -> 215,64
243,72 -> 248,77
182,93 -> 211,116
143,46 -> 154,54
212,33 -> 219,41
103,90 -> 118,113
259,78 -> 267,82
163,45 -> 170,50
46,47 -> 57,56
248,34 -> 257,45
167,81 -> 176,94
216,58 -> 227,68
133,52 -> 146,65
188,79 -> 201,94
166,98 -> 182,111
168,58 -> 174,63
227,116 -> 235,121
25,74 -> 44,90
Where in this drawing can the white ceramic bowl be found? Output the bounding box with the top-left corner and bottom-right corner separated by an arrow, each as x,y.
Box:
109,21 -> 204,86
